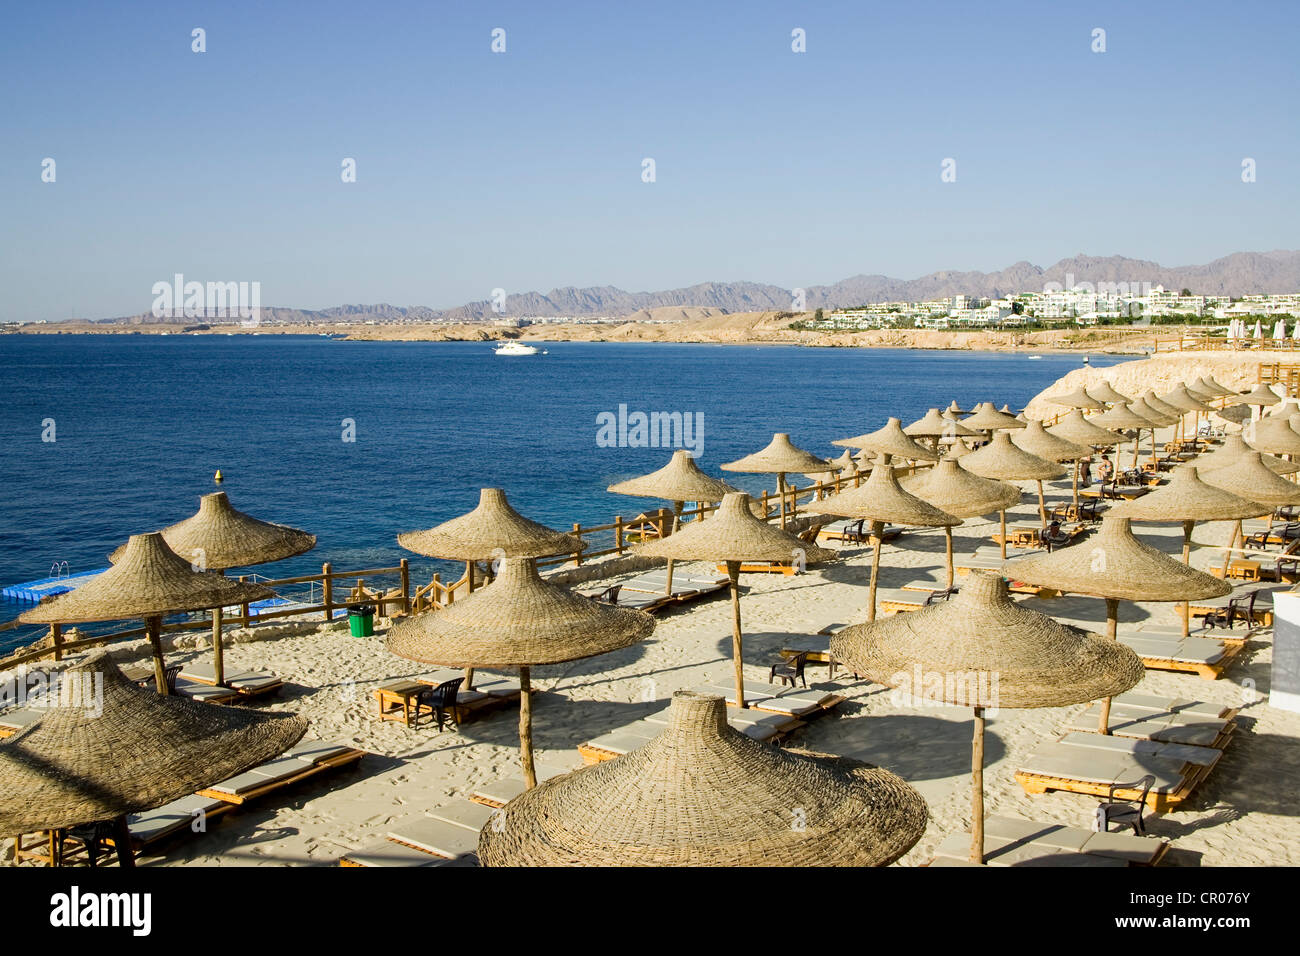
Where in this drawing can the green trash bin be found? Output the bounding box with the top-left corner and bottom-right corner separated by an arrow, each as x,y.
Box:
347,604 -> 375,638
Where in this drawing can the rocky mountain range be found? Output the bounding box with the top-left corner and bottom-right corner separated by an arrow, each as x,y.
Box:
93,250 -> 1300,325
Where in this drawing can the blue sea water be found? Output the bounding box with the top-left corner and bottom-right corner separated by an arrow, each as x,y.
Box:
0,334 -> 1128,649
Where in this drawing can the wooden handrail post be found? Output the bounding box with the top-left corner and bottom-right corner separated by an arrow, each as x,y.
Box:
614,516 -> 623,554
399,558 -> 410,613
322,563 -> 333,621
51,623 -> 63,662
573,523 -> 583,566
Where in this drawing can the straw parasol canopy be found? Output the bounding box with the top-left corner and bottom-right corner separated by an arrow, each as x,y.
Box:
1006,515 -> 1230,735
944,438 -> 974,460
111,492 -> 315,571
1129,397 -> 1177,427
1158,385 -> 1212,414
21,533 -> 274,696
22,533 -> 271,625
833,418 -> 939,462
1013,421 -> 1091,463
0,651 -> 307,839
1085,381 -> 1131,405
1240,384 -> 1282,407
387,557 -> 653,787
1200,452 -> 1300,508
609,452 -> 740,596
1245,415 -> 1300,457
1216,404 -> 1252,426
607,450 -> 737,503
830,571 -> 1143,863
945,400 -> 968,416
961,403 -> 1027,432
901,459 -> 1020,586
636,492 -> 833,708
803,450 -> 858,492
811,460 -> 956,620
962,432 -> 1065,543
1192,376 -> 1234,398
721,433 -> 831,528
397,488 -> 585,561
1110,467 -> 1266,525
1141,390 -> 1183,420
1200,433 -> 1299,475
477,691 -> 927,867
1047,387 -> 1104,410
108,491 -> 315,689
1048,409 -> 1120,448
1090,402 -> 1156,431
904,408 -> 975,439
1007,516 -> 1232,603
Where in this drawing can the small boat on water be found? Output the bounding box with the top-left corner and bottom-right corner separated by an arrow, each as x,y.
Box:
494,341 -> 540,356
1027,355 -> 1042,360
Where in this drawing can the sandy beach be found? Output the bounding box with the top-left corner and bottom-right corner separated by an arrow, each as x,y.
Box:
57,439 -> 1295,868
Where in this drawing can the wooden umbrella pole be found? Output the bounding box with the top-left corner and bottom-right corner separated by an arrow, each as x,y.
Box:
1181,519 -> 1194,638
945,525 -> 954,589
664,501 -> 683,596
970,706 -> 985,864
1097,598 -> 1118,734
112,815 -> 136,868
727,561 -> 746,709
867,520 -> 885,622
211,606 -> 225,687
464,560 -> 476,690
999,510 -> 1007,560
1072,460 -> 1080,509
519,665 -> 536,789
147,616 -> 168,695
777,473 -> 788,529
1035,480 -> 1047,529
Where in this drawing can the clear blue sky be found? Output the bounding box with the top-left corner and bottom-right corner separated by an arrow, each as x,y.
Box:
2,0 -> 1297,322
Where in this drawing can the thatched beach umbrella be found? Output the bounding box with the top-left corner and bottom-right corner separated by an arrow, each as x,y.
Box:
961,432 -> 1065,554
1197,432 -> 1299,475
1047,387 -> 1105,411
901,458 -> 1020,587
0,651 -> 306,861
962,403 -> 1027,433
1012,421 -> 1091,524
1110,467 -> 1265,635
636,492 -> 832,707
609,451 -> 738,596
1192,376 -> 1234,399
832,571 -> 1143,863
945,400 -> 969,417
477,691 -> 927,867
1217,404 -> 1253,427
1128,397 -> 1178,466
387,558 -> 652,788
110,492 -> 316,687
833,417 -> 939,465
721,433 -> 830,529
1159,385 -> 1214,444
810,459 -> 955,621
398,488 -> 586,688
1086,381 -> 1131,406
904,409 -> 975,454
1201,452 -> 1300,575
1141,390 -> 1183,421
945,438 -> 974,460
1049,408 -> 1121,447
20,533 -> 273,695
802,451 -> 858,501
1005,517 -> 1230,733
1245,414 -> 1300,458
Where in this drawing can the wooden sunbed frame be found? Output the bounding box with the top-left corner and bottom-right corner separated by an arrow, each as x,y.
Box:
1133,640 -> 1243,680
178,667 -> 285,700
197,748 -> 366,805
1015,743 -> 1219,812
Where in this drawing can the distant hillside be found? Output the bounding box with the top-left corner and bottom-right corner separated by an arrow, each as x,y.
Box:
85,250 -> 1300,325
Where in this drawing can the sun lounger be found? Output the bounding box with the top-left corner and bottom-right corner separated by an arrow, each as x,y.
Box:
172,679 -> 240,704
1015,732 -> 1221,811
0,706 -> 42,738
198,743 -> 365,805
691,680 -> 844,720
428,800 -> 498,833
178,661 -> 284,699
469,763 -> 576,807
1066,697 -> 1238,749
1117,633 -> 1242,680
818,519 -> 904,546
123,795 -> 232,852
386,817 -> 480,861
931,815 -> 1168,867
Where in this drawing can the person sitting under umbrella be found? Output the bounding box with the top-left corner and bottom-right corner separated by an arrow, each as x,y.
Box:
1096,455 -> 1114,485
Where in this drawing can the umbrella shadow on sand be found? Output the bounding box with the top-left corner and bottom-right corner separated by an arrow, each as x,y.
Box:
445,696 -> 672,753
1016,593 -> 1154,627
817,712 -> 1008,784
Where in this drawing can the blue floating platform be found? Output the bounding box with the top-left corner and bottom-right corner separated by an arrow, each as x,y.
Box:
2,569 -> 107,603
